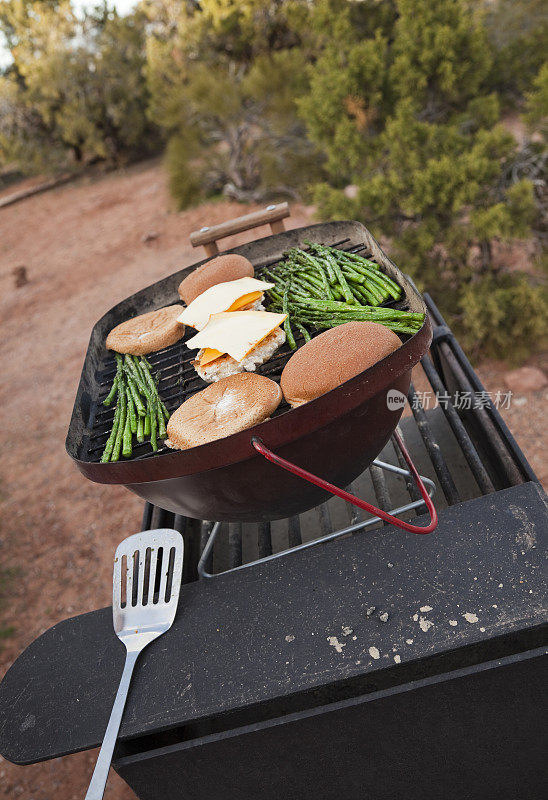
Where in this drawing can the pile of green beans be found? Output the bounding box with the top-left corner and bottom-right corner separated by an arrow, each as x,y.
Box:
263,243 -> 424,347
100,354 -> 170,462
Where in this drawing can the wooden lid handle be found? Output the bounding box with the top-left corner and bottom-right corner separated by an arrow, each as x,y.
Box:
190,202 -> 290,256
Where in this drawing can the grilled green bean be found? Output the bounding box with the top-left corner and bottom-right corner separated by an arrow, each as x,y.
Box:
159,398 -> 170,421
124,371 -> 146,416
127,391 -> 137,434
103,374 -> 119,407
100,400 -> 121,462
148,398 -> 157,452
111,388 -> 127,462
124,354 -> 149,397
122,406 -> 132,458
156,397 -> 166,439
282,285 -> 297,350
136,414 -> 144,443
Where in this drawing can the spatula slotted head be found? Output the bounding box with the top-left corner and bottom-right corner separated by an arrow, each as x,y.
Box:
112,529 -> 184,648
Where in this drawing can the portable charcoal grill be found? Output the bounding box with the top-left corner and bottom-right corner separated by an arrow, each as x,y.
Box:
0,209 -> 546,800
65,215 -> 434,523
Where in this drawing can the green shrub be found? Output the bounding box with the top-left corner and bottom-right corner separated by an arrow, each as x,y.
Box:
145,1 -> 319,208
0,4 -> 155,172
525,61 -> 548,134
458,273 -> 548,364
300,0 -> 546,363
165,135 -> 206,211
485,0 -> 548,99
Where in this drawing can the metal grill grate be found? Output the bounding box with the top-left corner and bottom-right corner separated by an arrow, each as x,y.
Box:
82,239 -> 412,462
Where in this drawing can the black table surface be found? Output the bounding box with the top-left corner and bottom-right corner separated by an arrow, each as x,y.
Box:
0,481 -> 546,765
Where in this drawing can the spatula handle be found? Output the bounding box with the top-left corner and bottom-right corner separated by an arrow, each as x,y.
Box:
84,648 -> 139,800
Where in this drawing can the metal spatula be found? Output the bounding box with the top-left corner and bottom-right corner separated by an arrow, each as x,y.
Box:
85,529 -> 184,800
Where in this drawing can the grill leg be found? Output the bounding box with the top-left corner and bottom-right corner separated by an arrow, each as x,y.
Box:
287,516 -> 302,548
229,523 -> 243,569
258,522 -> 273,558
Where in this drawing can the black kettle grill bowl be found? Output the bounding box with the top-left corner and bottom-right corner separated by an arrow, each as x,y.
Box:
65,221 -> 432,521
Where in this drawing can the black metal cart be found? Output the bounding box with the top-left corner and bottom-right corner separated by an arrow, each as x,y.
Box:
0,295 -> 546,800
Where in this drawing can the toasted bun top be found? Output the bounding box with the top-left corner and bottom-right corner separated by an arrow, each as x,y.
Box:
106,305 -> 184,356
280,321 -> 402,407
166,372 -> 282,450
178,254 -> 254,305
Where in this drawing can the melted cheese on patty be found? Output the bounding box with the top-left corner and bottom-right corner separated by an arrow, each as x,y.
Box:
177,277 -> 273,330
187,310 -> 287,363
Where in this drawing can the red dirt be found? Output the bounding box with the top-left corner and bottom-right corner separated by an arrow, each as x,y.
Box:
0,160 -> 545,798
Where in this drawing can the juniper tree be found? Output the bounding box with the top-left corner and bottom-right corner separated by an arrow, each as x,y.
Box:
144,0 -> 320,207
0,1 -> 153,172
301,0 -> 546,357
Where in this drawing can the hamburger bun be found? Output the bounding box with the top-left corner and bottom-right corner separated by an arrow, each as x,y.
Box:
178,254 -> 254,304
106,305 -> 184,355
165,373 -> 282,450
281,321 -> 402,407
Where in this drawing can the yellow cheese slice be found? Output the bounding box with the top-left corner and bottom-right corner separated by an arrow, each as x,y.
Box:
227,291 -> 263,311
177,277 -> 273,330
199,347 -> 224,366
187,311 -> 287,363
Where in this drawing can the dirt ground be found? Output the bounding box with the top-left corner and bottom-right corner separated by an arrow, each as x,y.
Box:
0,160 -> 546,799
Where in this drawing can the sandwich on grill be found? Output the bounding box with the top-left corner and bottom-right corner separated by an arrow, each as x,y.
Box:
281,321 -> 402,407
178,254 -> 254,304
177,277 -> 274,331
165,373 -> 282,449
186,310 -> 287,382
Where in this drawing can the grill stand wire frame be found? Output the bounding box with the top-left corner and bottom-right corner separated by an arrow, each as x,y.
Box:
197,457 -> 436,579
252,429 -> 437,535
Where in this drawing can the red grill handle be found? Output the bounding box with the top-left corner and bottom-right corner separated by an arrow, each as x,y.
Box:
252,429 -> 438,535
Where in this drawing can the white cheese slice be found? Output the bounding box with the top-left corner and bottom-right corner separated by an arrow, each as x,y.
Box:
186,311 -> 287,363
177,277 -> 274,330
